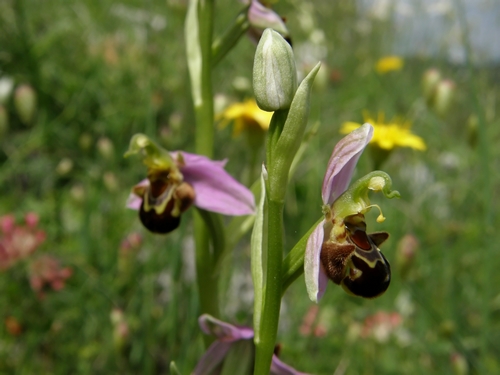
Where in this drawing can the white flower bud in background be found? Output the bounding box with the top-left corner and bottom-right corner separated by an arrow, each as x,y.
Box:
14,84 -> 37,125
70,184 -> 86,203
253,28 -> 297,111
422,68 -> 441,100
103,171 -> 119,192
97,136 -> 115,159
450,352 -> 469,375
433,79 -> 455,116
0,77 -> 15,104
56,157 -> 74,176
110,308 -> 130,352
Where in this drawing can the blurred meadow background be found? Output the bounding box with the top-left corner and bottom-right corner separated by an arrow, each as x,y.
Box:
1,0 -> 499,374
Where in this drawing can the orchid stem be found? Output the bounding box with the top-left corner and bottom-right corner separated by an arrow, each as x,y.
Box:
254,197 -> 284,375
192,0 -> 215,158
186,0 -> 220,348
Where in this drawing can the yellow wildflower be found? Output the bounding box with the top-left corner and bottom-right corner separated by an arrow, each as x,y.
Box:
341,112 -> 426,151
375,56 -> 404,74
217,98 -> 273,137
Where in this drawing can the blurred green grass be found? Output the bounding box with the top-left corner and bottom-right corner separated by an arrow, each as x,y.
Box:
1,0 -> 499,374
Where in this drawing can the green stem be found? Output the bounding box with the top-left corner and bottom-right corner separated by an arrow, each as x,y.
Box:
193,0 -> 215,158
186,0 -> 219,347
254,198 -> 284,375
194,211 -> 220,347
212,6 -> 250,67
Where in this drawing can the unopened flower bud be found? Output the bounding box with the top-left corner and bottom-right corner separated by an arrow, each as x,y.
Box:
103,171 -> 118,192
0,77 -> 14,104
70,184 -> 86,203
433,79 -> 455,116
56,158 -> 74,176
253,28 -> 297,111
97,137 -> 115,159
110,309 -> 130,351
422,68 -> 441,100
248,0 -> 290,39
450,352 -> 469,375
14,84 -> 37,125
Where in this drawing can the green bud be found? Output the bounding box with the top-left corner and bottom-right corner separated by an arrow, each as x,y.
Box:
253,28 -> 297,111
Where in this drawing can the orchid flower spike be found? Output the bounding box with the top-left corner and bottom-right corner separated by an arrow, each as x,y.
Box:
304,124 -> 400,302
193,314 -> 310,375
125,134 -> 255,234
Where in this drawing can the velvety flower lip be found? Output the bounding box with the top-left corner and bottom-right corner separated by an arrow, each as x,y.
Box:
127,151 -> 255,216
305,123 -> 374,303
193,314 -> 310,375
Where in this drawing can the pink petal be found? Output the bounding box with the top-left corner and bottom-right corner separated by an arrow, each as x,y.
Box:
304,220 -> 328,303
271,354 -> 311,375
198,314 -> 254,342
322,123 -> 373,205
192,341 -> 232,375
126,179 -> 149,210
174,151 -> 255,216
248,0 -> 289,36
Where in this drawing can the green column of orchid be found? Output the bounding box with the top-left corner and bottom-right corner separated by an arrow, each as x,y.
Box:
251,29 -> 320,374
185,0 -> 220,340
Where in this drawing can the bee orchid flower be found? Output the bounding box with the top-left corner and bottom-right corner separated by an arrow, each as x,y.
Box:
304,124 -> 400,302
125,134 -> 255,234
193,314 -> 309,375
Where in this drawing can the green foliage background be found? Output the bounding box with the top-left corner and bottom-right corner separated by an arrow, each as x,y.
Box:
1,0 -> 499,374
